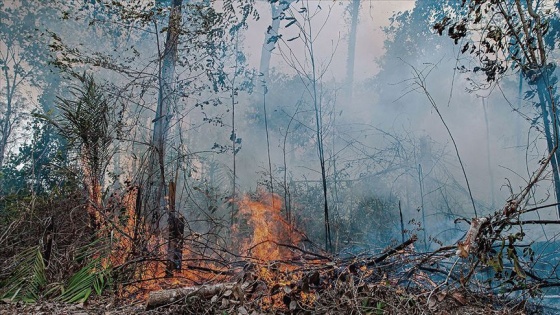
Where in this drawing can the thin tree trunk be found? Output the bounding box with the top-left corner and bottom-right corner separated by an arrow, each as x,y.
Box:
536,76 -> 560,216
263,88 -> 274,202
399,201 -> 405,244
282,103 -> 300,223
331,103 -> 340,252
258,1 -> 291,208
307,16 -> 332,253
482,97 -> 496,209
418,164 -> 426,251
231,34 -> 240,227
259,1 -> 282,84
145,0 -> 183,229
345,0 -> 360,103
166,181 -> 184,277
516,72 -> 523,148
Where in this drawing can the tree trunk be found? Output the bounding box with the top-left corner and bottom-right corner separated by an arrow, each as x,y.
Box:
145,0 -> 183,229
166,181 -> 184,277
482,97 -> 496,209
258,1 -> 282,84
536,75 -> 560,216
344,0 -> 360,103
309,30 -> 332,253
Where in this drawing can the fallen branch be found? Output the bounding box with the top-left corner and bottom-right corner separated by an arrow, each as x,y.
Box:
146,282 -> 236,310
456,217 -> 487,258
368,234 -> 418,266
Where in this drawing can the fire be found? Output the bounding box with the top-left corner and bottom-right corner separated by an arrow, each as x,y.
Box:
233,192 -> 308,309
102,185 -> 230,299
236,192 -> 301,262
96,188 -> 306,305
101,187 -> 166,297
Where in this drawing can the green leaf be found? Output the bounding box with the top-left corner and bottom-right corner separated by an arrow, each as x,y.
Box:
0,246 -> 47,302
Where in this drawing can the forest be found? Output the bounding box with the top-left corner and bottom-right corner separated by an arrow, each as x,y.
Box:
1,0 -> 560,314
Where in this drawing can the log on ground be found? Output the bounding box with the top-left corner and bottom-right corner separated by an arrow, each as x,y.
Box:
146,282 -> 236,310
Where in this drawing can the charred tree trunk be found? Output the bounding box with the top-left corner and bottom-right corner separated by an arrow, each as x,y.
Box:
166,181 -> 184,277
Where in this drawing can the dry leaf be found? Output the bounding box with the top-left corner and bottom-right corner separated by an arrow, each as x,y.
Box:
238,306 -> 248,315
452,292 -> 466,305
233,284 -> 244,302
221,298 -> 229,308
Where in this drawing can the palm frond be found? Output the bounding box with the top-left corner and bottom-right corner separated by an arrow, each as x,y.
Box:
57,239 -> 112,303
1,246 -> 47,302
57,259 -> 98,303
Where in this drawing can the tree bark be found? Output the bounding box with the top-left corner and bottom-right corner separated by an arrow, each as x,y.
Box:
145,0 -> 183,229
166,181 -> 184,277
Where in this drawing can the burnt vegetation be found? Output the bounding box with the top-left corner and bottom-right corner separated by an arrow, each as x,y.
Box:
1,0 -> 560,314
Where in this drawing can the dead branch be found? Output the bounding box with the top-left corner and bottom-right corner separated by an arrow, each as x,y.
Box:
367,234 -> 418,266
456,217 -> 487,258
146,282 -> 236,310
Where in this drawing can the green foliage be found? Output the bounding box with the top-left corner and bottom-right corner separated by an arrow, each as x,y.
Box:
0,116 -> 71,197
57,237 -> 112,303
375,301 -> 385,315
56,258 -> 110,303
1,241 -> 112,304
49,72 -> 114,179
0,246 -> 47,303
480,231 -> 534,293
435,0 -> 559,82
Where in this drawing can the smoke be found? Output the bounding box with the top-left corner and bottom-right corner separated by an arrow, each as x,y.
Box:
5,0 -> 558,251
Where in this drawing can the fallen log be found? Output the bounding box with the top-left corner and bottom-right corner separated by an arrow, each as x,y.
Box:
146,282 -> 236,310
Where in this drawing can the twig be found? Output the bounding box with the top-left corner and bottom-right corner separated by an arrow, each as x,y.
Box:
407,62 -> 478,217
426,257 -> 461,306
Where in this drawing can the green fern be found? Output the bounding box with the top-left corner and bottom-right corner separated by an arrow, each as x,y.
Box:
1,246 -> 47,302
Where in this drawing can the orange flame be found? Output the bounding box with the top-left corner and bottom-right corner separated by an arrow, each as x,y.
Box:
236,192 -> 301,262
103,186 -> 229,299
101,188 -> 305,302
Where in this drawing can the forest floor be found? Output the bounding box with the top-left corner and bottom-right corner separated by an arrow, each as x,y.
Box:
0,286 -> 543,315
